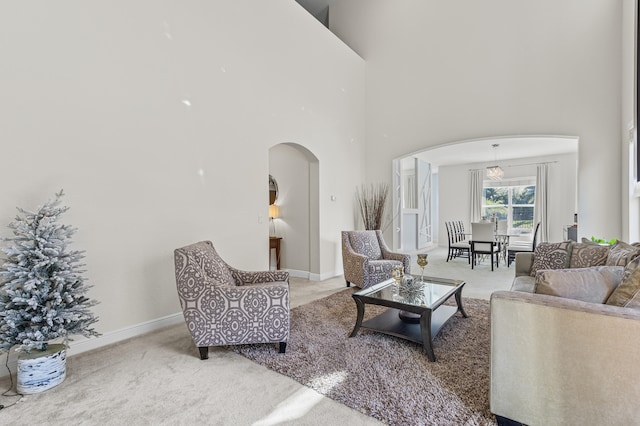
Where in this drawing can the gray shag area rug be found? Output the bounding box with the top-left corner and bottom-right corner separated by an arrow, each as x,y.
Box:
232,288 -> 496,426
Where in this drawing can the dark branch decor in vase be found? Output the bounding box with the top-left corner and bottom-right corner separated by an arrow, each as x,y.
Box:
0,190 -> 100,394
356,183 -> 390,230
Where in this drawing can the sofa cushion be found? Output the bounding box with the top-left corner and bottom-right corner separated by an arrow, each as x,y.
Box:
534,266 -> 624,304
620,255 -> 640,282
606,256 -> 640,308
570,243 -> 610,268
530,241 -> 573,277
606,241 -> 640,266
349,231 -> 382,260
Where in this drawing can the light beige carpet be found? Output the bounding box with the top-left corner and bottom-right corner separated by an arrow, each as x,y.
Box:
0,276 -> 381,426
0,246 -> 507,425
232,288 -> 496,426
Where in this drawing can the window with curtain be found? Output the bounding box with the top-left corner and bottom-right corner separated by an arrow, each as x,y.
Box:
482,179 -> 536,235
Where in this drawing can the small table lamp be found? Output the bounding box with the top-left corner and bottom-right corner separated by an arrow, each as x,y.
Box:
269,204 -> 279,237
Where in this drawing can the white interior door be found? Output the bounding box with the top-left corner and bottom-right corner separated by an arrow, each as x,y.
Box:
417,159 -> 432,248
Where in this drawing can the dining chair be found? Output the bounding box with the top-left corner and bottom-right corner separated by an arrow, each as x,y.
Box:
507,222 -> 541,267
446,221 -> 470,262
496,220 -> 509,264
470,222 -> 500,270
496,220 -> 508,235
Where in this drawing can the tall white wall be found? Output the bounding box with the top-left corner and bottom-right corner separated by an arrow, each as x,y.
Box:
0,1 -> 365,339
622,0 -> 639,242
330,0 -> 624,241
438,153 -> 578,245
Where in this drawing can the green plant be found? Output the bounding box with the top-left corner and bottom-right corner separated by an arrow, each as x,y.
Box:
590,236 -> 617,245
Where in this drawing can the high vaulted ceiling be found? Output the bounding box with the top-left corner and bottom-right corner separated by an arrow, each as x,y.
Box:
294,2 -> 580,168
295,0 -> 335,27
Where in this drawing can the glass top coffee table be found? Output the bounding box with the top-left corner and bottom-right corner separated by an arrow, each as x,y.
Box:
349,275 -> 467,362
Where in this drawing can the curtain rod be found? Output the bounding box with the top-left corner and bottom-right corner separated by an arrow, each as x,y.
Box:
468,160 -> 557,171
507,161 -> 558,167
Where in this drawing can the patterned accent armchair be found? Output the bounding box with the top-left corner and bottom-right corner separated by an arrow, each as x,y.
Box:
174,241 -> 290,360
341,230 -> 411,289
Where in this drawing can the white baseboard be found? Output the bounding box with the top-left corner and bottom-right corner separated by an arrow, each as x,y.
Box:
286,269 -> 343,282
68,312 -> 184,356
316,270 -> 343,281
286,269 -> 311,279
309,272 -> 322,281
0,312 -> 184,378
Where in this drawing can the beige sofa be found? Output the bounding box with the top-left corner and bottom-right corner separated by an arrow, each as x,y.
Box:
490,240 -> 640,425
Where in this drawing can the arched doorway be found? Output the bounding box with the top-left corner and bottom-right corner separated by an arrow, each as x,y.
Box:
269,143 -> 320,278
392,135 -> 579,251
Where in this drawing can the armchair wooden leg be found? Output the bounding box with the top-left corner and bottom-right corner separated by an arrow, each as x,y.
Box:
279,342 -> 287,353
346,280 -> 351,287
198,346 -> 209,360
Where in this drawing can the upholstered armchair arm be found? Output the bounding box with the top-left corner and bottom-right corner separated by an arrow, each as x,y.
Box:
343,249 -> 369,284
344,251 -> 369,270
381,250 -> 410,271
228,267 -> 289,286
490,291 -> 640,425
376,230 -> 411,273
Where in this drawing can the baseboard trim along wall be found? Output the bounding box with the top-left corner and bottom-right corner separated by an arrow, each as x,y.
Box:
286,269 -> 311,279
285,269 -> 343,282
0,312 -> 184,378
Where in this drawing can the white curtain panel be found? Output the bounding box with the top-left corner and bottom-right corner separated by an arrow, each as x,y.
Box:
534,163 -> 549,242
469,169 -> 483,223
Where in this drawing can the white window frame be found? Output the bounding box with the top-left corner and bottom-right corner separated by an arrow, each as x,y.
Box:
482,178 -> 536,235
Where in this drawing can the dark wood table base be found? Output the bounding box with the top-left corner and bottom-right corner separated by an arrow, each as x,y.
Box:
399,310 -> 421,323
350,282 -> 468,362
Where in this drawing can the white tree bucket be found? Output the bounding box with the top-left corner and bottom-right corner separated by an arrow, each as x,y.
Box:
17,343 -> 67,394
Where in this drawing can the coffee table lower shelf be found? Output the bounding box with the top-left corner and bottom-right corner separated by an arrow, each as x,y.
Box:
356,305 -> 458,361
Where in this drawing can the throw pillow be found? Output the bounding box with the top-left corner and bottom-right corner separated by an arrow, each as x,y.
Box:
606,256 -> 640,307
530,241 -> 573,277
621,255 -> 640,282
535,266 -> 624,304
605,241 -> 640,267
570,243 -> 610,268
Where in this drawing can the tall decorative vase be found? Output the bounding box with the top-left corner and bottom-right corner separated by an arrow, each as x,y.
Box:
17,343 -> 67,394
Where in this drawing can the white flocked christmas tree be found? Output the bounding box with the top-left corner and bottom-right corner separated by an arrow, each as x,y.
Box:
0,190 -> 99,352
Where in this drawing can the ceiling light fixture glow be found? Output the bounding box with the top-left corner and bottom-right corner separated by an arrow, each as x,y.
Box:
486,144 -> 504,180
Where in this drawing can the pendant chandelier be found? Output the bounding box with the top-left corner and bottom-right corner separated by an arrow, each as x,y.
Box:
486,144 -> 504,180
